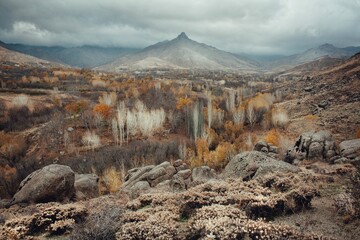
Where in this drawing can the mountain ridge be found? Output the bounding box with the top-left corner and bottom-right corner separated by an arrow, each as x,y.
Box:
96,32 -> 258,71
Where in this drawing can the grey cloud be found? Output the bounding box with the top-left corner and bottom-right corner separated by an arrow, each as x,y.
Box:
0,0 -> 359,55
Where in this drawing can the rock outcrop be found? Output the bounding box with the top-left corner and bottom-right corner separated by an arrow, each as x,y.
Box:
74,174 -> 99,200
10,164 -> 75,205
122,160 -> 216,197
285,130 -> 336,163
253,140 -> 279,158
224,151 -> 300,180
336,138 -> 360,163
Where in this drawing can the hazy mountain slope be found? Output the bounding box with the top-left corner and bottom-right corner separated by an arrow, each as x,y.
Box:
0,42 -> 138,68
0,46 -> 57,66
279,56 -> 344,75
267,44 -> 360,71
97,32 -> 258,71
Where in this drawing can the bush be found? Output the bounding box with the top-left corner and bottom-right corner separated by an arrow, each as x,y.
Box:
93,104 -> 112,120
11,94 -> 31,108
70,204 -> 124,240
82,131 -> 101,151
271,108 -> 289,128
264,129 -> 280,146
65,100 -> 89,115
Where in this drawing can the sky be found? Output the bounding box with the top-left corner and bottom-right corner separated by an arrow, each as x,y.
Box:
0,0 -> 360,55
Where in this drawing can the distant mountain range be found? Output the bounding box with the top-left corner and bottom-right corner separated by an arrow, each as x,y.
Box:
0,41 -> 138,68
264,43 -> 360,71
96,32 -> 257,71
1,36 -> 359,72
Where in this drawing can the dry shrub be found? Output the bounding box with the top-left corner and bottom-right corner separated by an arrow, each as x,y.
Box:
224,121 -> 243,142
11,94 -> 31,108
304,114 -> 319,121
208,142 -> 235,171
65,100 -> 89,115
99,92 -> 117,107
92,79 -> 107,88
264,129 -> 280,146
271,108 -> 289,128
192,138 -> 209,168
356,128 -> 360,138
118,173 -> 321,239
82,131 -> 101,151
0,164 -> 17,182
100,167 -> 124,194
70,204 -> 124,240
93,104 -> 112,120
0,132 -> 27,161
176,97 -> 192,110
0,204 -> 87,239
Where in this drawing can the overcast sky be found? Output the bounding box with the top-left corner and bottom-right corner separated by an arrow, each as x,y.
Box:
0,0 -> 359,55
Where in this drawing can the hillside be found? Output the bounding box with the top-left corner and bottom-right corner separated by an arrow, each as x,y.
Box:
0,42 -> 138,68
97,32 -> 258,71
0,46 -> 60,67
267,44 -> 360,71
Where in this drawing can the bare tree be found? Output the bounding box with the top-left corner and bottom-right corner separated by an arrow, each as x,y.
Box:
247,102 -> 256,128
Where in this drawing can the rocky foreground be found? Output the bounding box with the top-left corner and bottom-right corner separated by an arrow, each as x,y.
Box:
0,131 -> 360,239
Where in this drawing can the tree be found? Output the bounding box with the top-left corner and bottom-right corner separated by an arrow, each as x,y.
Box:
247,102 -> 256,128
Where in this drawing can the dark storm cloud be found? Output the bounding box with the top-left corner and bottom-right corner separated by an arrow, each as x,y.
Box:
0,0 -> 360,54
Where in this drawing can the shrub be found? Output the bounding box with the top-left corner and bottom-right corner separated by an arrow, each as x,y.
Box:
93,104 -> 112,120
195,138 -> 209,166
271,108 -> 289,128
176,97 -> 192,110
11,94 -> 31,108
264,129 -> 280,146
101,167 -> 124,193
82,131 -> 101,151
92,79 -> 107,88
99,92 -> 117,107
4,106 -> 31,131
65,100 -> 89,115
356,128 -> 360,138
208,142 -> 235,171
70,204 -> 124,240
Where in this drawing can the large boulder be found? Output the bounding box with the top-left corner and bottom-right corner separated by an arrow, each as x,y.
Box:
144,161 -> 176,187
339,139 -> 360,159
224,151 -> 300,180
191,166 -> 216,184
286,130 -> 336,163
10,164 -> 75,205
74,173 -> 99,200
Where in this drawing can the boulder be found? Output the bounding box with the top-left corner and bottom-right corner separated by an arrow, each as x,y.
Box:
127,181 -> 151,198
144,161 -> 176,187
318,100 -> 329,108
308,142 -> 324,158
10,164 -> 75,205
254,140 -> 268,152
191,166 -> 216,184
288,130 -> 336,162
74,174 -> 99,200
123,165 -> 154,189
224,151 -> 300,180
172,159 -> 184,167
339,139 -> 360,159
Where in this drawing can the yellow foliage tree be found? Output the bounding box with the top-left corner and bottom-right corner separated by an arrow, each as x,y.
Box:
176,97 -> 193,110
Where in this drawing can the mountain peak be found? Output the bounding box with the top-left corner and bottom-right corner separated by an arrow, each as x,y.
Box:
176,32 -> 189,40
318,43 -> 336,50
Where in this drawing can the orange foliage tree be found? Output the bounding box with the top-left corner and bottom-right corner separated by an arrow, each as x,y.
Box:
176,97 -> 193,110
